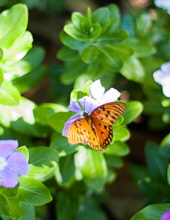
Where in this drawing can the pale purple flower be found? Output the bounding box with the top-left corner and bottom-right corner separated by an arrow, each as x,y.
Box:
161,209 -> 170,220
0,140 -> 28,188
155,0 -> 170,14
62,79 -> 121,137
153,61 -> 170,97
62,96 -> 97,136
89,79 -> 121,106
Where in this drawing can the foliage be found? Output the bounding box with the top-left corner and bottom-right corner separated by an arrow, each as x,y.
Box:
0,1 -> 169,220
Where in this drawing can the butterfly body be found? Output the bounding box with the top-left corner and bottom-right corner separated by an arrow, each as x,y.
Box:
67,102 -> 126,151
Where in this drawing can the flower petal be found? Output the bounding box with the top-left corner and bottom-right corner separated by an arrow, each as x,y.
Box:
161,61 -> 170,72
0,167 -> 19,188
62,113 -> 81,136
78,96 -> 97,113
163,83 -> 170,97
161,209 -> 170,220
90,79 -> 105,101
153,70 -> 168,85
0,140 -> 18,159
101,88 -> 120,104
67,100 -> 82,113
7,151 -> 29,175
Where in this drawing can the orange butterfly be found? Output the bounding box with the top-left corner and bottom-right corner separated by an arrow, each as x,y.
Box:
66,102 -> 126,151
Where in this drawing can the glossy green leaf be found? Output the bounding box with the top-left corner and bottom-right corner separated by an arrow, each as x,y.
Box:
57,46 -> 79,61
29,147 -> 58,167
50,134 -> 78,156
105,141 -> 129,156
18,176 -> 52,205
120,56 -> 146,82
60,31 -> 87,50
159,133 -> 170,157
92,8 -> 109,33
122,101 -> 143,125
0,81 -> 20,106
0,68 -> 4,84
0,195 -> 22,220
107,4 -> 120,32
71,12 -> 86,30
77,198 -> 107,220
20,204 -> 35,220
48,111 -> 73,133
59,153 -> 75,184
104,154 -> 123,168
131,204 -> 170,220
1,31 -> 33,65
0,97 -> 35,126
126,39 -> 156,57
145,142 -> 168,180
98,46 -> 123,71
75,147 -> 108,189
80,46 -> 99,63
13,66 -> 47,93
167,165 -> 170,186
34,103 -> 67,126
57,192 -> 78,220
0,4 -> 28,49
114,126 -> 130,141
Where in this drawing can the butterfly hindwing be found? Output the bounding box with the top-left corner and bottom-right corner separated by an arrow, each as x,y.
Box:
90,102 -> 126,150
67,118 -> 101,150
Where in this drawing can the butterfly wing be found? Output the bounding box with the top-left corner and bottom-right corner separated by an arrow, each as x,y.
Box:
90,102 -> 126,150
67,118 -> 101,151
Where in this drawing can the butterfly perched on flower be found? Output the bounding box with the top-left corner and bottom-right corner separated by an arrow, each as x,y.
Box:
62,80 -> 126,151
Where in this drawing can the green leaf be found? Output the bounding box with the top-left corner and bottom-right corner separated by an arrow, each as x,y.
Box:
0,186 -> 18,198
75,147 -> 108,189
18,176 -> 52,206
128,39 -> 156,57
120,56 -> 146,82
13,65 -> 47,93
0,81 -> 20,106
105,141 -> 129,156
80,46 -> 99,63
48,111 -> 73,133
98,46 -> 123,71
50,134 -> 78,156
59,153 -> 75,184
131,204 -> 170,220
60,31 -> 87,50
167,165 -> 170,186
92,8 -> 109,33
29,147 -> 58,167
114,126 -> 130,141
104,154 -> 123,168
20,204 -> 35,220
57,46 -> 79,61
1,31 -> 33,65
0,195 -> 22,220
77,198 -> 107,220
122,101 -> 143,125
0,97 -> 35,126
107,4 -> 120,32
0,4 -> 28,49
57,192 -> 79,220
159,133 -> 170,157
145,142 -> 168,180
34,103 -> 67,126
0,67 -> 4,84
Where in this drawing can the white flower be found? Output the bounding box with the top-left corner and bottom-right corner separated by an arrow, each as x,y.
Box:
154,0 -> 170,14
153,61 -> 170,97
89,79 -> 121,106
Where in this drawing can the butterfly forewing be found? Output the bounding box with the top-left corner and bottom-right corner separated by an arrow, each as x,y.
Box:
90,102 -> 126,150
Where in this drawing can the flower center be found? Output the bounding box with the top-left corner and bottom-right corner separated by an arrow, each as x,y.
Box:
0,157 -> 7,171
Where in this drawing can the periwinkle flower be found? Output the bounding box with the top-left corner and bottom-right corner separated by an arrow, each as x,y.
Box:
0,140 -> 29,188
62,79 -> 121,136
161,209 -> 170,220
153,61 -> 170,98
